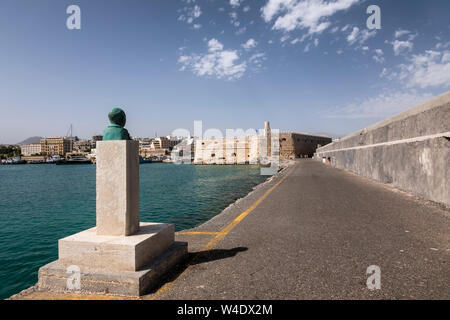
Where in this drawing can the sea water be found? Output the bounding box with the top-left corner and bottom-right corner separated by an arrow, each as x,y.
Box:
0,163 -> 268,299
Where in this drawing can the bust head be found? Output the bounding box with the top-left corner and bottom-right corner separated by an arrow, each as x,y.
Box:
108,108 -> 126,127
103,107 -> 132,141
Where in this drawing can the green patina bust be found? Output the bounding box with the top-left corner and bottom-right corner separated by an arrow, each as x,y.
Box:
103,108 -> 132,141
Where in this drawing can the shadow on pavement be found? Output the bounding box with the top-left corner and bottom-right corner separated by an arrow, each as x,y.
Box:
145,247 -> 248,296
189,247 -> 248,265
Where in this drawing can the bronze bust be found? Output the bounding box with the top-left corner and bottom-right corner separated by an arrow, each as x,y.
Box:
103,108 -> 132,141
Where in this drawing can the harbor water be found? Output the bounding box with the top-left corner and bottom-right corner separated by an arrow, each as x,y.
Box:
0,163 -> 268,299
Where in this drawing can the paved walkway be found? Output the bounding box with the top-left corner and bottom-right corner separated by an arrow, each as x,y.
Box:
14,159 -> 449,300
146,159 -> 449,299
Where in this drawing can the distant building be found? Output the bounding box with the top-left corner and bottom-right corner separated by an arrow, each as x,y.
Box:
21,155 -> 46,163
279,133 -> 332,159
151,137 -> 180,150
40,137 -> 72,156
194,137 -> 253,164
193,121 -> 272,165
91,135 -> 103,149
171,137 -> 195,163
138,136 -> 181,158
137,138 -> 153,149
20,143 -> 41,156
140,148 -> 168,157
74,141 -> 91,153
193,122 -> 332,164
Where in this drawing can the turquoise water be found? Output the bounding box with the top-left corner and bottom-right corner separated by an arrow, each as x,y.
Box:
0,163 -> 267,299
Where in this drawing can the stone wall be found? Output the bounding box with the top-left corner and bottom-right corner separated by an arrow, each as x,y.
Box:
315,90 -> 450,206
280,133 -> 332,159
194,137 -> 256,164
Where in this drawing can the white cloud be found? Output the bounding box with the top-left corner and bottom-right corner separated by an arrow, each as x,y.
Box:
248,53 -> 267,71
229,11 -> 241,27
261,0 -> 359,35
249,53 -> 265,63
341,24 -> 351,32
178,4 -> 202,24
325,90 -> 433,118
392,40 -> 413,55
394,29 -> 417,41
191,5 -> 201,18
395,29 -> 410,38
303,38 -> 319,52
178,39 -> 249,80
230,0 -> 241,7
380,48 -> 450,89
208,38 -> 224,52
330,26 -> 339,33
399,50 -> 450,88
359,29 -> 376,43
347,26 -> 359,44
243,6 -> 251,12
235,27 -> 247,35
347,27 -> 376,45
304,43 -> 311,52
280,34 -> 290,42
380,67 -> 389,78
242,38 -> 257,50
372,48 -> 384,63
373,56 -> 384,63
435,41 -> 450,49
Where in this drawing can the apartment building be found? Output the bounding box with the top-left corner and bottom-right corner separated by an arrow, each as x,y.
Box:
40,137 -> 72,156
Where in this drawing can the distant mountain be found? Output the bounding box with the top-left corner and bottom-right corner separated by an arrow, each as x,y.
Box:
16,136 -> 43,145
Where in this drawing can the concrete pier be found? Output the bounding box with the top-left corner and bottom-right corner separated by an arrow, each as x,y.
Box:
11,159 -> 449,300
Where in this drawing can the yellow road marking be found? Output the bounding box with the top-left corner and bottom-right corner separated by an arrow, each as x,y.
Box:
148,164 -> 296,300
176,231 -> 219,235
20,290 -> 140,300
203,166 -> 295,250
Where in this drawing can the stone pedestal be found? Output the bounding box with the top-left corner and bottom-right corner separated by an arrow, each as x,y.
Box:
59,223 -> 174,272
38,241 -> 187,297
96,140 -> 140,236
37,140 -> 187,297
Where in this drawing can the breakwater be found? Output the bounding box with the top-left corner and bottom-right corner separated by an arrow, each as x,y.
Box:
315,90 -> 450,206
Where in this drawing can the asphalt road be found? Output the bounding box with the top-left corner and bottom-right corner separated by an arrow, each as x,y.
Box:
147,159 -> 449,299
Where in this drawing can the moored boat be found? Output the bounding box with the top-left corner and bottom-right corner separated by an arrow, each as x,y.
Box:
56,153 -> 92,165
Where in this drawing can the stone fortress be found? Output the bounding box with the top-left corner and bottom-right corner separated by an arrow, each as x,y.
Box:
279,132 -> 332,159
193,121 -> 332,164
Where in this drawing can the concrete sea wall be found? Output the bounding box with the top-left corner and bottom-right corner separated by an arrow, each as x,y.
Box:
315,90 -> 450,206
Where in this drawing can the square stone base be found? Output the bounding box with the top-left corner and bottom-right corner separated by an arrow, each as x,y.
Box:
59,222 -> 174,272
37,241 -> 187,297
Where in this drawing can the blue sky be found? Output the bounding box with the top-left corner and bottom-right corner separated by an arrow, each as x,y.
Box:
0,0 -> 449,143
